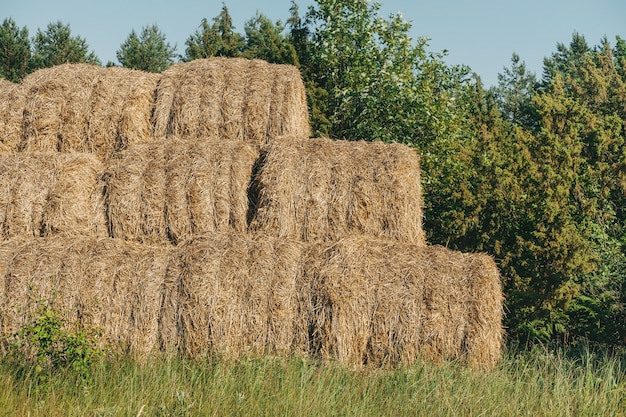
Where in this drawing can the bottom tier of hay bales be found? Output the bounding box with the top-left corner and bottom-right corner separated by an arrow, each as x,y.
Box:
0,152 -> 107,239
0,234 -> 503,369
0,237 -> 172,361
105,138 -> 258,245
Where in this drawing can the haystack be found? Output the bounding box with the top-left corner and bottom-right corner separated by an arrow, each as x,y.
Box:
105,138 -> 258,245
0,78 -> 25,153
305,236 -> 503,369
152,58 -> 310,148
175,233 -> 306,358
20,63 -> 104,152
249,137 -> 426,245
0,153 -> 107,239
0,236 -> 173,360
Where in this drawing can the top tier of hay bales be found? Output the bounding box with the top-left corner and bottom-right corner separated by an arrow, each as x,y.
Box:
18,64 -> 159,160
249,136 -> 426,245
0,78 -> 25,154
152,57 -> 311,149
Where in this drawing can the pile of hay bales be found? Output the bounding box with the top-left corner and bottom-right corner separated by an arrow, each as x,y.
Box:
0,152 -> 107,239
105,137 -> 258,245
0,58 -> 504,370
249,136 -> 426,245
152,58 -> 311,149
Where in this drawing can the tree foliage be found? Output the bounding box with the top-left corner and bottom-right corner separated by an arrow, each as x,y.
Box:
243,13 -> 298,65
184,4 -> 245,61
0,18 -> 31,82
116,24 -> 176,73
30,21 -> 100,69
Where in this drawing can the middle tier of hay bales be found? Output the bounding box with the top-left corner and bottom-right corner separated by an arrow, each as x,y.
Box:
0,152 -> 107,239
0,233 -> 503,369
104,138 -> 258,245
249,137 -> 426,246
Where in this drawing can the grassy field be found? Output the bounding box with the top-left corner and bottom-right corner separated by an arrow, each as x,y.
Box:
0,344 -> 624,417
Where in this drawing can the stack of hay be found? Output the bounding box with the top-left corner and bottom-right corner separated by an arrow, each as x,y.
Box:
0,58 -> 503,369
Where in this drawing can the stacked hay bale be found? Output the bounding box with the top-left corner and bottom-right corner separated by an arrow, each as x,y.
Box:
249,137 -> 426,245
19,64 -> 159,160
152,57 -> 311,149
305,237 -> 503,369
104,137 -> 258,245
173,233 -> 307,358
0,236 -> 173,361
0,78 -> 25,153
0,152 -> 107,239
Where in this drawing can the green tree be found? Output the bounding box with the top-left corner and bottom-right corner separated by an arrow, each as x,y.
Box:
242,13 -> 298,65
116,24 -> 176,72
304,0 -> 469,148
438,34 -> 626,344
491,53 -> 539,129
184,4 -> 244,61
0,18 -> 31,82
30,21 -> 100,69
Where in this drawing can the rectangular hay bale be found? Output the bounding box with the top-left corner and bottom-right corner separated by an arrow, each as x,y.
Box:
250,137 -> 426,246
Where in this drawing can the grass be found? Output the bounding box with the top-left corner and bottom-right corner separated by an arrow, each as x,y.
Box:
0,344 -> 624,417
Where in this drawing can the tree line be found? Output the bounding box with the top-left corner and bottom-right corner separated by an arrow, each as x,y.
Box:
1,0 -> 625,347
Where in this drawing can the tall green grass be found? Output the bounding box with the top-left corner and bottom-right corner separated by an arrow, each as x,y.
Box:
1,345 -> 624,416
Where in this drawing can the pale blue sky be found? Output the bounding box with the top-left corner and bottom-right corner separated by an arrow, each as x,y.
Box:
2,0 -> 624,86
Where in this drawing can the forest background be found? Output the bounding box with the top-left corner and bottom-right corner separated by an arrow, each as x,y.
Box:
1,0 -> 625,347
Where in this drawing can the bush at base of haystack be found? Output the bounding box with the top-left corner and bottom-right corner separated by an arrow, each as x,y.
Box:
152,57 -> 311,148
105,138 -> 258,245
0,152 -> 107,239
249,136 -> 426,246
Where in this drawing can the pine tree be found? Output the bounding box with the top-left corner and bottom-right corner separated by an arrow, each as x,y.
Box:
0,18 -> 31,81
